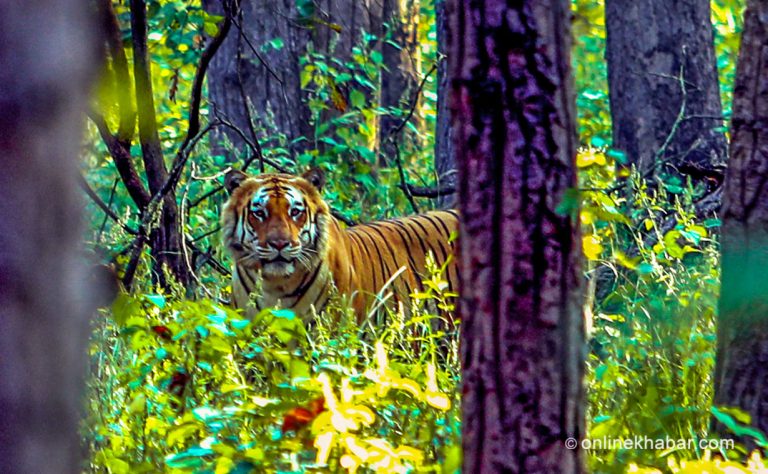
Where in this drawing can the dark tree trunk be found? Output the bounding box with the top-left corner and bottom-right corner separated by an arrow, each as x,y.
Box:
605,0 -> 727,182
714,0 -> 768,449
0,0 -> 94,472
313,0 -> 383,61
434,0 -> 455,208
130,0 -> 191,288
379,0 -> 420,162
204,0 -> 387,161
449,0 -> 585,472
204,0 -> 313,158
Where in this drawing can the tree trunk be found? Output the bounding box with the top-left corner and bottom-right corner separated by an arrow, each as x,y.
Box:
130,0 -> 191,289
204,0 -> 389,161
449,0 -> 585,472
313,0 -> 382,62
434,0 -> 455,208
605,0 -> 727,183
0,0 -> 94,472
379,0 -> 420,163
204,0 -> 313,158
714,0 -> 768,449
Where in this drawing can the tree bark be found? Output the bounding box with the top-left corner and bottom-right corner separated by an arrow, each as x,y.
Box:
714,0 -> 768,449
605,0 -> 727,181
204,0 -> 388,158
379,0 -> 420,163
0,0 -> 95,472
204,0 -> 313,157
434,0 -> 455,208
449,0 -> 585,472
129,0 -> 191,288
313,0 -> 383,62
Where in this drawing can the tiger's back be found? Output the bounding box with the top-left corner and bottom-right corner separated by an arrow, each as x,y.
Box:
341,210 -> 459,310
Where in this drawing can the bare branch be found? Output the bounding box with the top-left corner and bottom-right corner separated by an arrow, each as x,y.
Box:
387,62 -> 438,138
217,117 -> 287,172
88,111 -> 151,209
178,0 -> 235,154
78,175 -> 139,235
394,142 -> 419,213
97,179 -> 120,241
331,210 -> 356,227
235,11 -> 264,173
380,62 -> 439,206
403,183 -> 456,198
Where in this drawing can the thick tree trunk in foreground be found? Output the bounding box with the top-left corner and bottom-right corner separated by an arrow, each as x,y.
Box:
605,0 -> 727,182
0,1 -> 94,472
449,0 -> 585,472
714,0 -> 768,448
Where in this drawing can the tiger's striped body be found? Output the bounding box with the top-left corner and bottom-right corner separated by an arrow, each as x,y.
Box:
221,169 -> 459,320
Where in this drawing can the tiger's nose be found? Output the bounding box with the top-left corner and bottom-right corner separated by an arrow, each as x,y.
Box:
269,239 -> 290,250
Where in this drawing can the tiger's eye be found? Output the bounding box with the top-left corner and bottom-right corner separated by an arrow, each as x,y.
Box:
291,208 -> 303,218
252,209 -> 266,220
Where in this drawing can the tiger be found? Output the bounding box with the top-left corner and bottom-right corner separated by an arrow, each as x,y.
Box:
220,168 -> 459,321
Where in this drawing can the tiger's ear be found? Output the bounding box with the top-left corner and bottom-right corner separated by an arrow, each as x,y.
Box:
224,169 -> 248,194
302,167 -> 326,192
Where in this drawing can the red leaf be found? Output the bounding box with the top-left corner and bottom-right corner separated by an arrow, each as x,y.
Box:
281,397 -> 325,433
168,370 -> 189,397
151,325 -> 172,340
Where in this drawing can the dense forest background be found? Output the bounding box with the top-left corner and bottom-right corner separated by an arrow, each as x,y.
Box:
5,0 -> 765,472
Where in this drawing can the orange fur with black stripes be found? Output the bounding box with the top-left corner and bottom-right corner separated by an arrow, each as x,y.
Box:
221,168 -> 459,320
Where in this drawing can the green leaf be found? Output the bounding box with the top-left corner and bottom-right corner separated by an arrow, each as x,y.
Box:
145,294 -> 166,309
606,148 -> 627,164
349,89 -> 366,109
271,308 -> 295,320
128,394 -> 146,415
155,347 -> 168,360
354,145 -> 375,163
165,447 -> 213,468
590,136 -> 607,147
555,188 -> 581,218
711,406 -> 768,446
637,262 -> 654,275
111,293 -> 141,327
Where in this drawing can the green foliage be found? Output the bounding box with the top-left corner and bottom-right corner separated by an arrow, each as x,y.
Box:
85,266 -> 460,473
82,1 -> 761,473
577,147 -> 768,471
572,0 -> 611,145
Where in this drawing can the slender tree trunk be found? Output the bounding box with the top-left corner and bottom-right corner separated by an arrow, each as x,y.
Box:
434,0 -> 455,208
130,0 -> 191,288
0,0 -> 94,472
449,0 -> 585,472
605,0 -> 727,184
379,0 -> 420,163
714,0 -> 768,448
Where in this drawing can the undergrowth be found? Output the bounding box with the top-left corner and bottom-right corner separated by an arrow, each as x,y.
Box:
84,260 -> 461,473
83,150 -> 768,473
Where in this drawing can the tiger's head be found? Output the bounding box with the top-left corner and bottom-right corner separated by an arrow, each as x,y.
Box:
221,168 -> 330,279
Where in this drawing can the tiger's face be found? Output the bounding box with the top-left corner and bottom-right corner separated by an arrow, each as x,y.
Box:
222,168 -> 329,278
